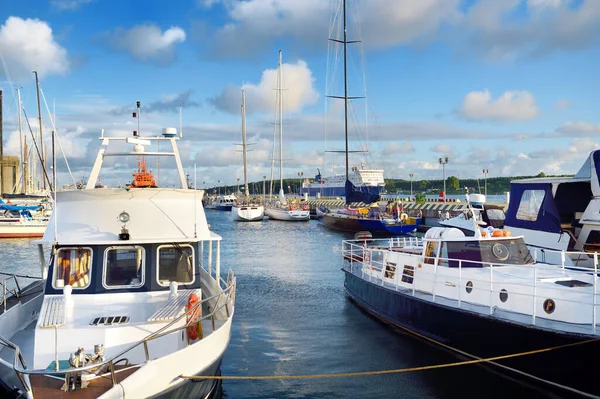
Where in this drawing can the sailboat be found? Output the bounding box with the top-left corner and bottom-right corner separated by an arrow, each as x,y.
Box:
264,50 -> 310,222
232,89 -> 264,221
316,0 -> 419,235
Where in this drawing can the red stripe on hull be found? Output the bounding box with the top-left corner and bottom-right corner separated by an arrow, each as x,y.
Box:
0,232 -> 44,238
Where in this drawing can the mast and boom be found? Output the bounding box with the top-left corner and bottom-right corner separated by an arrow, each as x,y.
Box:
241,89 -> 249,201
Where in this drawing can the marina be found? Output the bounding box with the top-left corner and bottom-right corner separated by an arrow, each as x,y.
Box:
0,0 -> 599,397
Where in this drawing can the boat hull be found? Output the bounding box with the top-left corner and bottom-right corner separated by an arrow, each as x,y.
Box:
231,206 -> 264,222
300,185 -> 383,198
0,223 -> 47,238
215,205 -> 232,212
317,210 -> 419,235
265,208 -> 310,221
343,269 -> 600,396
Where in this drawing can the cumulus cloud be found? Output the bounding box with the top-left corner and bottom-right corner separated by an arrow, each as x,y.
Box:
457,89 -> 539,122
431,144 -> 452,153
381,142 -> 414,156
209,59 -> 319,114
50,0 -> 94,10
0,17 -> 69,81
460,0 -> 600,60
196,0 -> 459,59
555,121 -> 600,136
100,24 -> 186,64
111,91 -> 200,115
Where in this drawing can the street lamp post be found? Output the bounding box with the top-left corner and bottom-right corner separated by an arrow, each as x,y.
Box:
409,173 -> 414,201
482,169 -> 489,197
439,157 -> 449,203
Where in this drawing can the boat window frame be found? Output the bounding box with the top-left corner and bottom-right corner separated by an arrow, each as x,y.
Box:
102,245 -> 146,290
52,246 -> 94,290
516,189 -> 545,222
156,244 -> 196,287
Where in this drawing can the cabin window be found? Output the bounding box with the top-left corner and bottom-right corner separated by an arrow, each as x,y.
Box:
157,244 -> 194,286
516,190 -> 545,221
103,246 -> 145,289
584,231 -> 600,253
423,241 -> 439,265
53,247 -> 93,289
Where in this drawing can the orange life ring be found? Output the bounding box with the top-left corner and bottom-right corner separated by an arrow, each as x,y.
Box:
492,229 -> 504,237
289,205 -> 295,211
302,204 -> 309,210
186,293 -> 202,340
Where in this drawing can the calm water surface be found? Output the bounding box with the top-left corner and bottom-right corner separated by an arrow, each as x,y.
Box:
0,215 -> 557,399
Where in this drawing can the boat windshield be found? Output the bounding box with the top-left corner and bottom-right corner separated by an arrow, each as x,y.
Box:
443,238 -> 533,268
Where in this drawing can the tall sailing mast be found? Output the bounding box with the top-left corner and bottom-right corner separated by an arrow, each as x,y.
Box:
277,50 -> 284,201
34,71 -> 46,190
241,89 -> 249,200
16,88 -> 24,193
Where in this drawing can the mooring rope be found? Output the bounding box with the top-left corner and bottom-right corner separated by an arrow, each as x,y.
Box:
180,335 -> 600,388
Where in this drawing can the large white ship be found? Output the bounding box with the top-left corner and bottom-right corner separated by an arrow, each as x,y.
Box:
300,163 -> 385,198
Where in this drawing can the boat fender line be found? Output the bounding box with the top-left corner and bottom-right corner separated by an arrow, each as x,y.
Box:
178,331 -> 600,398
185,293 -> 202,341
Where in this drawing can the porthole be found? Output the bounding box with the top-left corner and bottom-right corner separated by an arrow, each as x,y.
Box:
492,243 -> 510,261
499,289 -> 508,303
543,299 -> 555,314
466,281 -> 473,294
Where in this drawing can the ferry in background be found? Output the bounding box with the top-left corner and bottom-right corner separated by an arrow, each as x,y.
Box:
301,164 -> 385,198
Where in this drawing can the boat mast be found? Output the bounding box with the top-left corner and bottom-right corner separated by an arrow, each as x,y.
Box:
278,50 -> 284,197
16,88 -> 24,193
343,0 -> 349,182
241,89 -> 249,200
34,71 -> 46,190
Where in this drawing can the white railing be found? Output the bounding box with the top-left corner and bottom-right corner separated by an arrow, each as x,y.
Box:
342,238 -> 600,332
0,269 -> 236,395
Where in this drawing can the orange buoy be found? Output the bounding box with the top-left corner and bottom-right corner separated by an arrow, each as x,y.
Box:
492,229 -> 504,237
289,205 -> 295,211
302,204 -> 309,210
186,293 -> 202,341
503,230 -> 511,237
481,230 -> 487,237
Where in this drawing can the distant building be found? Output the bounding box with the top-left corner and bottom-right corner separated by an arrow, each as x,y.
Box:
1,156 -> 20,194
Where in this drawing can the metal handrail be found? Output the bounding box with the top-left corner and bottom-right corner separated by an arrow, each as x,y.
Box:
0,270 -> 236,393
1,276 -> 23,313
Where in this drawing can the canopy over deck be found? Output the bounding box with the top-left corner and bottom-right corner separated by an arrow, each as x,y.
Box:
40,188 -> 210,245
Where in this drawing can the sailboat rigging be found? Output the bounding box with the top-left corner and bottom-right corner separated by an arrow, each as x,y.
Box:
232,89 -> 265,221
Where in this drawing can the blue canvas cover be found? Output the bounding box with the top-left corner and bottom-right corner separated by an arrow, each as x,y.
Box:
504,182 -> 562,234
345,180 -> 380,205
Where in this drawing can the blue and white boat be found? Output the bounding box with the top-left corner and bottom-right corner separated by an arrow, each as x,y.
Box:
504,149 -> 600,267
342,226 -> 600,396
300,165 -> 385,198
205,194 -> 237,212
0,120 -> 236,398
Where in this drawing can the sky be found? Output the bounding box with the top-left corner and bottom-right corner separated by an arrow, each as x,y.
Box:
0,0 -> 599,190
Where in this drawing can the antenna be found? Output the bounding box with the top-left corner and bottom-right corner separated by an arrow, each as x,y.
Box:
193,162 -> 197,238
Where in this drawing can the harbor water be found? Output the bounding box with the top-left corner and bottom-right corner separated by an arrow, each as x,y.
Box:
1,213 -> 562,398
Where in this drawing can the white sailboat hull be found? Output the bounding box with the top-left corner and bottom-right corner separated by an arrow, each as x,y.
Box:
265,207 -> 310,221
0,220 -> 48,238
231,205 -> 264,222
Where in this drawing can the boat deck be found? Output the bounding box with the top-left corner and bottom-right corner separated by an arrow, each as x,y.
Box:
0,280 -> 44,317
30,365 -> 140,399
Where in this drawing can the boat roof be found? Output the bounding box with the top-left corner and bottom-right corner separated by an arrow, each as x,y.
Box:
39,188 -> 214,245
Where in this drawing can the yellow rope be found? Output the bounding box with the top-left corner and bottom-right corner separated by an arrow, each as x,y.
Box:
180,336 -> 600,381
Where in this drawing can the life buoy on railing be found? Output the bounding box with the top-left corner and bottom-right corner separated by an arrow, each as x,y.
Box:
400,213 -> 408,222
186,293 -> 202,341
289,205 -> 295,211
302,204 -> 309,210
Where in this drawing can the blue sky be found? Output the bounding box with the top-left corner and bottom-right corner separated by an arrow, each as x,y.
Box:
1,0 -> 599,190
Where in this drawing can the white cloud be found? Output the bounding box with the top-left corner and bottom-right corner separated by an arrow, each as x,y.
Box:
461,0 -> 600,60
556,121 -> 600,136
50,0 -> 94,10
527,0 -> 565,9
209,59 -> 319,114
431,144 -> 452,153
381,142 -> 414,156
198,0 -> 459,58
555,99 -> 571,109
458,89 -> 539,122
101,24 -> 186,64
0,17 -> 69,81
